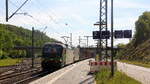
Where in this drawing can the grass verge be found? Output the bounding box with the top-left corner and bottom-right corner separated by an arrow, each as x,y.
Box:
119,60 -> 150,68
0,58 -> 22,66
95,68 -> 141,84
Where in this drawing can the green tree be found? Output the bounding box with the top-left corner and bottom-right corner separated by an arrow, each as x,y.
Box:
117,43 -> 126,48
116,12 -> 150,62
134,12 -> 150,46
0,23 -> 58,59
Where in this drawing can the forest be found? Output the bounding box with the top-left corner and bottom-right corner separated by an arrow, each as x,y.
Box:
0,24 -> 57,59
117,12 -> 150,63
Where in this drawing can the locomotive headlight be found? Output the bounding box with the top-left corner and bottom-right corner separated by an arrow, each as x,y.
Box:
60,59 -> 62,62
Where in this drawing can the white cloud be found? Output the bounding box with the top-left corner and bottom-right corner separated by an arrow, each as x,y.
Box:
114,0 -> 150,9
1,0 -> 150,46
70,14 -> 91,25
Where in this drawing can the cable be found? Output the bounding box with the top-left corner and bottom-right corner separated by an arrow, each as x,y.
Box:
9,0 -> 20,8
9,1 -> 33,19
28,1 -> 65,35
9,1 -> 48,28
32,0 -> 67,28
8,0 -> 41,28
9,0 -> 30,20
6,0 -> 64,37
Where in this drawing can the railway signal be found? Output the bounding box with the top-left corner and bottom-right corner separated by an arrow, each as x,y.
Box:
93,31 -> 110,39
114,30 -> 132,39
93,31 -> 100,39
114,30 -> 124,38
124,30 -> 132,38
101,31 -> 110,39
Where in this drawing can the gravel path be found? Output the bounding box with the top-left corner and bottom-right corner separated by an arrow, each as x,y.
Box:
117,62 -> 150,84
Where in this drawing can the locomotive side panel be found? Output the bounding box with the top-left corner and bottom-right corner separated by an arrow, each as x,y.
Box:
73,48 -> 80,62
65,49 -> 74,65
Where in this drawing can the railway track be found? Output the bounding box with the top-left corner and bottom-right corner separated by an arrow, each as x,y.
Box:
0,58 -> 41,74
0,58 -> 43,84
0,65 -> 18,74
0,67 -> 43,84
0,63 -> 41,76
14,71 -> 49,84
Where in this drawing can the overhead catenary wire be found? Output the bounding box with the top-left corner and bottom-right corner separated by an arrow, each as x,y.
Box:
28,0 -> 65,35
8,0 -> 63,36
32,0 -> 68,28
28,0 -> 56,23
9,0 -> 29,14
8,1 -> 44,27
26,0 -> 65,36
6,0 -> 67,41
9,0 -> 21,9
7,0 -> 31,21
34,1 -> 67,26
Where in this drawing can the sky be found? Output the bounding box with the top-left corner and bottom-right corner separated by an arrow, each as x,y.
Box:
0,0 -> 150,47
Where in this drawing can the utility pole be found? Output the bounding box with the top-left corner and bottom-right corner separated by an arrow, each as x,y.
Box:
105,0 -> 108,61
79,36 -> 81,47
5,0 -> 29,22
6,0 -> 8,22
40,26 -> 47,46
78,36 -> 87,47
111,0 -> 114,77
70,33 -> 72,48
98,0 -> 102,61
84,36 -> 92,47
93,0 -> 114,76
99,0 -> 108,61
31,27 -> 35,68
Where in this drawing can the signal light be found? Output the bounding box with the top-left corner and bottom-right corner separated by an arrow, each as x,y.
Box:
124,30 -> 132,38
93,30 -> 132,39
93,31 -> 110,39
114,30 -> 123,38
114,30 -> 132,39
101,31 -> 110,39
93,31 -> 100,39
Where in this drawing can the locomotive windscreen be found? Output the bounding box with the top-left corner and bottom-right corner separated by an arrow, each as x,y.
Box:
43,44 -> 63,58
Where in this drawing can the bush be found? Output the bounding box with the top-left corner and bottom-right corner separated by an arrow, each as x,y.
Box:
0,50 -> 9,59
95,68 -> 141,84
0,55 -> 9,59
95,68 -> 111,84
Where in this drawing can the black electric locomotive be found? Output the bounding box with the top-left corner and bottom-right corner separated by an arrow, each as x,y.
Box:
41,42 -> 95,71
41,42 -> 66,71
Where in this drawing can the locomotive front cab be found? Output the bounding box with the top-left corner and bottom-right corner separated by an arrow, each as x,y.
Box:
42,43 -> 64,71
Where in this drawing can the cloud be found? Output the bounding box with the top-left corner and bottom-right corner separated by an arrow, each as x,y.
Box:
114,0 -> 150,9
115,17 -> 137,29
70,14 -> 91,26
1,0 -> 149,46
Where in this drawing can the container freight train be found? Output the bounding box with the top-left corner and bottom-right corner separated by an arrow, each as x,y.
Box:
41,42 -> 95,71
